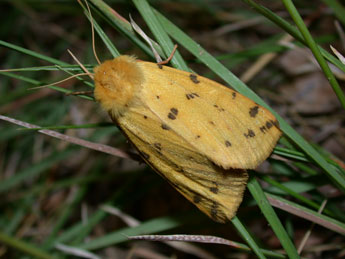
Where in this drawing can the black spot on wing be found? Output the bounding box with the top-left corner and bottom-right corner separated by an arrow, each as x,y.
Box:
260,120 -> 278,133
244,129 -> 255,138
193,195 -> 202,204
171,108 -> 178,115
189,74 -> 200,84
260,125 -> 267,133
168,108 -> 178,120
161,123 -> 170,130
210,187 -> 219,194
271,119 -> 279,127
143,115 -> 148,119
266,121 -> 272,129
175,166 -> 185,173
186,93 -> 200,100
211,202 -> 219,220
168,113 -> 176,120
214,104 -> 225,112
153,143 -> 162,151
225,140 -> 232,147
141,152 -> 150,160
232,92 -> 236,99
249,106 -> 259,118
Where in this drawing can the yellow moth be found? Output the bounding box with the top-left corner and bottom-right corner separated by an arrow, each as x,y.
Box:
94,55 -> 281,223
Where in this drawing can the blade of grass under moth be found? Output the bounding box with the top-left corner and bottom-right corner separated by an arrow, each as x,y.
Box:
0,231 -> 53,259
248,175 -> 300,258
152,9 -> 345,193
242,0 -> 345,75
132,0 -> 189,70
273,147 -> 309,162
274,146 -> 345,178
281,0 -> 345,109
266,193 -> 345,235
88,0 -> 163,59
231,216 -> 266,259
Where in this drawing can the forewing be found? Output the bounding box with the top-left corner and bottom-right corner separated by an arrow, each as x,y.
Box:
116,107 -> 248,223
139,62 -> 281,169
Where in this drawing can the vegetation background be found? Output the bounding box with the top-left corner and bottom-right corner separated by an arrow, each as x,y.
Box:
0,0 -> 345,258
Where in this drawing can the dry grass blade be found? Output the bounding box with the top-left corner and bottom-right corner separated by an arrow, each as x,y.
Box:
0,115 -> 132,160
267,195 -> 345,235
102,206 -> 217,259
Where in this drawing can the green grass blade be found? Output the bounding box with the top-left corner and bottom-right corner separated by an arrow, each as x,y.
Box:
248,176 -> 299,258
0,40 -> 67,66
267,193 -> 345,235
232,216 -> 267,259
0,231 -> 53,259
78,215 -> 187,250
282,0 -> 345,109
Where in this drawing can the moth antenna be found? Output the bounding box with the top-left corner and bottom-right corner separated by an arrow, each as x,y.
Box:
83,0 -> 101,65
29,72 -> 91,90
157,44 -> 178,65
67,49 -> 94,80
129,15 -> 162,63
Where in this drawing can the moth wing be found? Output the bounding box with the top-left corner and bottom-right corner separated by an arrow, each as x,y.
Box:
116,108 -> 248,223
139,62 -> 282,169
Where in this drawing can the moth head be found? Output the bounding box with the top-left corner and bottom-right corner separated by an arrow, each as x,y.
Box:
94,55 -> 144,116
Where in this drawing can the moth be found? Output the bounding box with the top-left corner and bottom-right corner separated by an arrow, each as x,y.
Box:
94,55 -> 281,223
